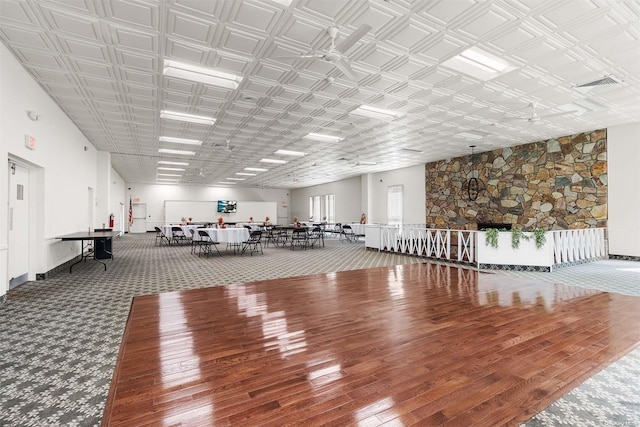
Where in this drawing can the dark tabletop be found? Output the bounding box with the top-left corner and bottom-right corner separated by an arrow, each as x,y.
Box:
56,231 -> 119,240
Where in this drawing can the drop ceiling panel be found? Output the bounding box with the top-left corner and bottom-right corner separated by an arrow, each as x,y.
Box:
0,0 -> 638,188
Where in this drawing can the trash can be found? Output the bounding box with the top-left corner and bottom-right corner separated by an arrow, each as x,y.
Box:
94,228 -> 112,260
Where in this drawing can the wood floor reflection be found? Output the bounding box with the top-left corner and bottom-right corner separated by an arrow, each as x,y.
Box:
102,263 -> 640,426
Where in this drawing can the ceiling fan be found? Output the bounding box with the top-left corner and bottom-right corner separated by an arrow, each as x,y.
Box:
338,155 -> 377,166
278,24 -> 372,80
498,102 -> 578,126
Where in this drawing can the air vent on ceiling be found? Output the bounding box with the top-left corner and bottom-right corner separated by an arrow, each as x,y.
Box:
574,75 -> 621,93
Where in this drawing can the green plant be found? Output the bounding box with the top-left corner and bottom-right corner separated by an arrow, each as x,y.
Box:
485,228 -> 499,248
532,227 -> 546,249
511,228 -> 524,249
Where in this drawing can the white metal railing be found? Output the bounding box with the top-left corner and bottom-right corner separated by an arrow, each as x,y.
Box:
550,228 -> 607,265
378,226 -> 476,264
375,226 -> 607,268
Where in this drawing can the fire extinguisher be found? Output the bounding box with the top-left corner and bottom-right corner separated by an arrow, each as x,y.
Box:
109,213 -> 114,228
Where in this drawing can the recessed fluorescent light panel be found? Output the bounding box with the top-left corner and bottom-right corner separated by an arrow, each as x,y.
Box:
351,105 -> 401,120
218,181 -> 236,185
163,59 -> 243,89
157,173 -> 182,177
159,136 -> 202,145
226,177 -> 245,181
235,172 -> 257,176
304,132 -> 343,142
244,167 -> 268,172
275,149 -> 306,156
158,160 -> 189,166
259,158 -> 288,164
457,131 -> 487,140
157,167 -> 186,171
160,110 -> 215,125
158,148 -> 196,155
442,47 -> 516,81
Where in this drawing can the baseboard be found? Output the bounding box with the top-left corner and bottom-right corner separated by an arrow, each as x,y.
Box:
609,254 -> 640,262
36,255 -> 82,280
479,263 -> 552,272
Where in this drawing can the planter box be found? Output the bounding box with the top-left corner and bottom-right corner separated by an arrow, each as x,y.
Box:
477,231 -> 553,269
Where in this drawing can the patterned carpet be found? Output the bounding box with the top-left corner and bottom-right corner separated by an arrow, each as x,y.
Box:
0,233 -> 638,426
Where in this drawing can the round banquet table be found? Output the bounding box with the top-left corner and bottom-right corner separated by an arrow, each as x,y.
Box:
192,227 -> 250,244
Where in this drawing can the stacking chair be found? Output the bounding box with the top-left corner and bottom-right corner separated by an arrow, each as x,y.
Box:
189,228 -> 199,254
330,223 -> 342,238
264,226 -> 279,248
154,227 -> 171,246
197,229 -> 221,257
341,224 -> 356,243
171,226 -> 186,245
290,228 -> 309,251
309,226 -> 324,248
241,230 -> 263,256
275,228 -> 289,247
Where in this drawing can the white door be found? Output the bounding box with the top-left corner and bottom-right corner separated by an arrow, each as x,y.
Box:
130,203 -> 147,233
8,162 -> 29,288
87,186 -> 94,229
119,202 -> 125,235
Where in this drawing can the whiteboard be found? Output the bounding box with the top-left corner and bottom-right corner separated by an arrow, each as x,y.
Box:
164,200 -> 277,224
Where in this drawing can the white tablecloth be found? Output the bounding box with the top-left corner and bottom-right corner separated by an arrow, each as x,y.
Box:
161,225 -> 199,238
192,228 -> 250,243
346,223 -> 368,235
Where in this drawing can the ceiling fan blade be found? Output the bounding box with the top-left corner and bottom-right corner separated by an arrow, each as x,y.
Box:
334,59 -> 358,80
538,110 -> 579,120
499,116 -> 528,123
277,54 -> 323,60
335,23 -> 371,53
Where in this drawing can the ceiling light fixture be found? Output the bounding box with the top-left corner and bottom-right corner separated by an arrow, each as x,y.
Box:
217,181 -> 237,185
226,177 -> 245,181
158,160 -> 189,166
457,131 -> 486,140
351,105 -> 401,120
157,167 -> 186,171
235,172 -> 257,176
163,59 -> 243,90
158,148 -> 196,155
304,132 -> 343,142
275,149 -> 306,156
459,48 -> 508,73
160,110 -> 216,125
442,47 -> 515,81
159,136 -> 202,145
259,158 -> 288,164
244,167 -> 268,172
157,173 -> 182,177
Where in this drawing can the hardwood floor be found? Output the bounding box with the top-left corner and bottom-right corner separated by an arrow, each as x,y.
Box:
102,263 -> 640,426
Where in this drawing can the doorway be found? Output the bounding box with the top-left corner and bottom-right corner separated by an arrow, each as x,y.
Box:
130,203 -> 147,233
8,161 -> 29,288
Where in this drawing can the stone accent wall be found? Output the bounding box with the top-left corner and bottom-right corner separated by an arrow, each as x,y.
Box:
425,129 -> 607,230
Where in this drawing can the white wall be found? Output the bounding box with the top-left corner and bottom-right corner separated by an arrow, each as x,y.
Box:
0,42 -> 103,293
290,176 -> 362,224
124,183 -> 290,230
608,122 -> 640,257
290,164 -> 426,226
368,164 -> 426,225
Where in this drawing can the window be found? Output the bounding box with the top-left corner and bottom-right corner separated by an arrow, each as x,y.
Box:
309,194 -> 335,223
387,185 -> 403,225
